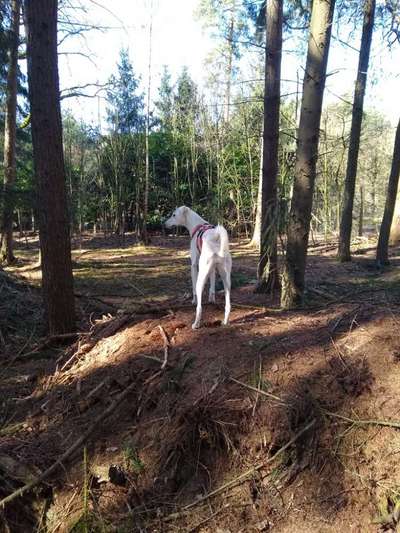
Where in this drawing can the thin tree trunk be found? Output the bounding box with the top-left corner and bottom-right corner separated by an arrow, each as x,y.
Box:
281,0 -> 336,309
17,209 -> 23,238
25,0 -> 75,334
224,10 -> 234,123
142,2 -> 153,245
338,0 -> 375,261
358,180 -> 364,237
1,0 -> 20,264
250,135 -> 263,249
256,0 -> 283,294
376,117 -> 400,265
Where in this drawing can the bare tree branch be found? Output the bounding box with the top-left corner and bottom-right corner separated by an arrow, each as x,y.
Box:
60,82 -> 110,100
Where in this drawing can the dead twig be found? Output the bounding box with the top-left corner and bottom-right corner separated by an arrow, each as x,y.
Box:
232,302 -> 268,311
330,336 -> 349,369
252,355 -> 263,417
59,340 -> 94,372
185,503 -> 236,532
229,377 -> 287,405
323,410 -> 400,430
163,418 -> 316,521
329,305 -> 361,334
157,325 -> 170,370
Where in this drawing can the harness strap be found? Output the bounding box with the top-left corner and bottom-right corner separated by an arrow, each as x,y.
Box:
191,223 -> 215,253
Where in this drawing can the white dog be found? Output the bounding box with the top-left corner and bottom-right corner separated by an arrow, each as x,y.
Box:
165,206 -> 232,329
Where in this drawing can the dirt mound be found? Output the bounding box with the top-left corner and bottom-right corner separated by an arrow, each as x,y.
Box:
2,237 -> 400,532
1,295 -> 399,532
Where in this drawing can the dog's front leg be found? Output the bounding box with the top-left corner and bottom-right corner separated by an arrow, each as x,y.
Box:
191,263 -> 198,304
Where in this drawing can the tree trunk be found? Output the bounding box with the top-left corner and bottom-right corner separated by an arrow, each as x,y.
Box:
256,0 -> 283,294
1,0 -> 20,265
376,117 -> 400,265
250,135 -> 263,249
281,0 -> 336,309
141,4 -> 153,246
390,197 -> 400,245
338,0 -> 375,261
17,209 -> 23,238
25,0 -> 75,334
224,11 -> 234,124
358,180 -> 364,237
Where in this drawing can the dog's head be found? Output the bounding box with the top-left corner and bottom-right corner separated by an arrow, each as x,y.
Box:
164,206 -> 188,228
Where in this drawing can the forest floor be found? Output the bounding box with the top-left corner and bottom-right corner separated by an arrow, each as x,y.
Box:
1,232 -> 400,533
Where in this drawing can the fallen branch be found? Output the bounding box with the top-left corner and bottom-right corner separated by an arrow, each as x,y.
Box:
75,292 -> 117,310
232,377 -> 400,430
232,302 -> 268,311
307,286 -> 336,300
164,418 -> 316,521
322,410 -> 400,430
92,313 -> 132,339
12,332 -> 79,362
59,340 -> 94,372
229,377 -> 287,405
0,376 -> 141,508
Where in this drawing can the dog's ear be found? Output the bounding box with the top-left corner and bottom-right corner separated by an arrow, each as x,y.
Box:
180,206 -> 188,217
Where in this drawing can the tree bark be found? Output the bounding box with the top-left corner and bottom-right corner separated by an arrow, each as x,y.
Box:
1,0 -> 20,264
338,0 -> 375,261
25,0 -> 75,334
376,117 -> 400,265
256,0 -> 283,294
281,0 -> 335,309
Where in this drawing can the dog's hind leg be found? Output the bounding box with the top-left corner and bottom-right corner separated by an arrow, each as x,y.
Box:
217,264 -> 231,326
192,260 -> 213,329
208,267 -> 216,303
191,263 -> 198,304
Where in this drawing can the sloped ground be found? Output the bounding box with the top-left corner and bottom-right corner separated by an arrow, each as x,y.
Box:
1,233 -> 400,532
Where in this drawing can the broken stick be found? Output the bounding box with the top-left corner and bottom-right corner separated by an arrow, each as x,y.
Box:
0,377 -> 140,508
157,325 -> 170,370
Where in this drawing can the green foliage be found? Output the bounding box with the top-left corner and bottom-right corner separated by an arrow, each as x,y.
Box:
155,65 -> 174,130
106,48 -> 144,134
123,442 -> 145,474
3,8 -> 397,247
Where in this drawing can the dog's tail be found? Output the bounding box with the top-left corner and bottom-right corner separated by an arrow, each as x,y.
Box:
212,225 -> 229,257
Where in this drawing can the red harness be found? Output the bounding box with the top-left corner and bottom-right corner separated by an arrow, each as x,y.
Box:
191,223 -> 215,253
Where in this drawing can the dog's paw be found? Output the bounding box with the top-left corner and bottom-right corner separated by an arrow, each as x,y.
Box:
192,322 -> 200,330
222,320 -> 229,326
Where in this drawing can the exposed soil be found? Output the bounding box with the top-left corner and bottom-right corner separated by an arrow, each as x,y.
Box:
1,232 -> 400,532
